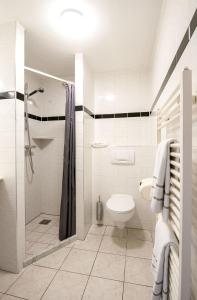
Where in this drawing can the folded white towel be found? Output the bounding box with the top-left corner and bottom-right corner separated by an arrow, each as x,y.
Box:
151,138 -> 176,221
152,217 -> 178,299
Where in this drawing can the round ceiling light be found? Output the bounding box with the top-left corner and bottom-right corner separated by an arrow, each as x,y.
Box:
60,7 -> 92,38
49,1 -> 97,39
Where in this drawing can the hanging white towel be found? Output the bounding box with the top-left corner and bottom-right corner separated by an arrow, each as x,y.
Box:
151,138 -> 176,221
152,217 -> 178,300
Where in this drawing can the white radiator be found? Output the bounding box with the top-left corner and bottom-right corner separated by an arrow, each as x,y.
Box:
156,69 -> 192,300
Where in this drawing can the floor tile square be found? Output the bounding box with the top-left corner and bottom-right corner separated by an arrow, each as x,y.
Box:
105,226 -> 127,238
27,242 -> 50,255
82,276 -> 123,300
0,270 -> 20,293
61,248 -> 97,275
26,231 -> 43,242
74,234 -> 102,251
42,271 -> 88,300
91,252 -> 125,281
7,265 -> 56,300
89,224 -> 106,235
126,239 -> 153,259
25,241 -> 33,252
127,228 -> 152,241
33,224 -> 51,233
125,257 -> 153,286
100,236 -> 126,255
46,225 -> 59,235
37,233 -> 60,245
25,222 -> 39,231
34,247 -> 71,269
123,282 -> 152,300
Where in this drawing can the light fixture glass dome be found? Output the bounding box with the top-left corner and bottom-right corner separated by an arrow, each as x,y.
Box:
49,1 -> 97,39
60,7 -> 91,38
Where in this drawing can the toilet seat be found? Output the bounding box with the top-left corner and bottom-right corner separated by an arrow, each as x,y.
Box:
106,194 -> 135,214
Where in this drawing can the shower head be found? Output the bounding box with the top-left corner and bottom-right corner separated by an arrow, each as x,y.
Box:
28,88 -> 44,97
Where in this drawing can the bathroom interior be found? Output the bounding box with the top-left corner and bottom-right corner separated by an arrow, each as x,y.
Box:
0,0 -> 197,299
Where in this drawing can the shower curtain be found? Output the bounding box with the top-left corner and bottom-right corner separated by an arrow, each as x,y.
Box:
59,83 -> 76,241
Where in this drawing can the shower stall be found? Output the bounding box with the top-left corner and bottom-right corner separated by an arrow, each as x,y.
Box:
0,22 -> 92,274
24,69 -> 75,264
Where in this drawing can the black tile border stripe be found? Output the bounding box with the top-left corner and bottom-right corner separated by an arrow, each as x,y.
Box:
75,105 -> 83,111
26,109 -> 150,121
16,91 -> 24,101
26,113 -> 66,121
150,8 -> 197,112
78,105 -> 150,119
0,91 -> 24,100
0,91 -> 15,99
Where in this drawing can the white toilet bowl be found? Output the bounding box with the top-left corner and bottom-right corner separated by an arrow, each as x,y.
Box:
106,194 -> 135,229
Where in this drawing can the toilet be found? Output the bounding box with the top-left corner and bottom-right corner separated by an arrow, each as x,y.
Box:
106,194 -> 135,229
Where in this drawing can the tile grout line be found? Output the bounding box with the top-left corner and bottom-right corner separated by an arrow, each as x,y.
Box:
39,268 -> 59,300
4,267 -> 27,297
81,229 -> 105,299
122,228 -> 128,300
124,280 -> 153,288
81,226 -> 127,298
40,246 -> 73,299
3,293 -> 27,300
88,226 -> 153,294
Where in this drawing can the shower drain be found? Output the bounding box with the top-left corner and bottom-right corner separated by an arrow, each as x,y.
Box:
39,219 -> 51,225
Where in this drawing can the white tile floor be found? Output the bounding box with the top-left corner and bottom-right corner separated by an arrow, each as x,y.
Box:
0,225 -> 154,300
25,214 -> 60,261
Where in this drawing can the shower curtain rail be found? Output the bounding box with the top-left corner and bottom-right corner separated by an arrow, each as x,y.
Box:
24,66 -> 74,85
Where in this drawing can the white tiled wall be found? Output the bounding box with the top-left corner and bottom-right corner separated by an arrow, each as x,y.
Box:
0,22 -> 25,273
92,71 -> 157,230
93,118 -> 156,230
25,71 -> 72,222
75,53 -> 94,239
84,112 -> 94,234
94,71 -> 151,113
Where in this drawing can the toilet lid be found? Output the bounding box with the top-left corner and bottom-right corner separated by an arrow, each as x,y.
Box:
106,194 -> 135,214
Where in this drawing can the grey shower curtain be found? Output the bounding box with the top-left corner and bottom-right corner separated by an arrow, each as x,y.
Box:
59,83 -> 76,241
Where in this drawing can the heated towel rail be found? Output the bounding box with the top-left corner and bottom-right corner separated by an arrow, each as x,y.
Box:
157,69 -> 192,300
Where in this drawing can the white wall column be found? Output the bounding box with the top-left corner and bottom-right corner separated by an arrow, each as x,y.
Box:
0,21 -> 25,273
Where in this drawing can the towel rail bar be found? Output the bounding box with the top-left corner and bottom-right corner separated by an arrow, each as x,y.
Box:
169,195 -> 180,210
170,247 -> 179,265
158,102 -> 180,121
170,177 -> 181,189
169,262 -> 179,291
170,202 -> 180,219
170,143 -> 180,148
170,152 -> 180,159
158,112 -> 180,130
170,211 -> 180,229
170,169 -> 180,179
159,87 -> 180,114
169,274 -> 179,299
170,160 -> 180,169
169,275 -> 179,299
169,217 -> 180,239
170,186 -> 181,199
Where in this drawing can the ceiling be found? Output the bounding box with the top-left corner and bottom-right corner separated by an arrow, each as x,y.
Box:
0,0 -> 163,78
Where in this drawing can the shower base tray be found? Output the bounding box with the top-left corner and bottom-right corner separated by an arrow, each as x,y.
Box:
23,234 -> 77,268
